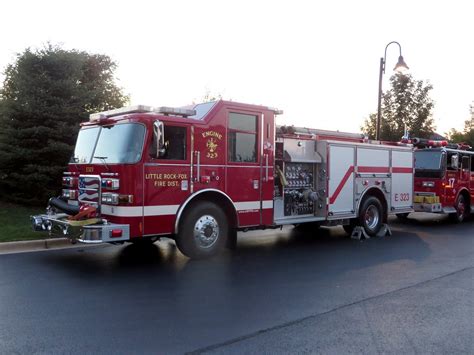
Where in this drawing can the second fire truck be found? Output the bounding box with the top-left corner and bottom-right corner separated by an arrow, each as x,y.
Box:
32,100 -> 414,258
409,138 -> 474,222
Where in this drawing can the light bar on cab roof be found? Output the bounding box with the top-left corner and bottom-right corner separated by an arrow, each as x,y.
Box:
89,105 -> 153,121
155,106 -> 196,117
268,107 -> 284,115
89,105 -> 197,121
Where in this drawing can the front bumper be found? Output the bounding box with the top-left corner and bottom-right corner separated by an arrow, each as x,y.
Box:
413,202 -> 443,213
31,214 -> 130,244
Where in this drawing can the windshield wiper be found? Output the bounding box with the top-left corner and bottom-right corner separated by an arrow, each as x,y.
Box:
93,156 -> 110,171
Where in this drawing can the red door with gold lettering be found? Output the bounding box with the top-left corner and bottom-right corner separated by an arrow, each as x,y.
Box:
143,123 -> 191,236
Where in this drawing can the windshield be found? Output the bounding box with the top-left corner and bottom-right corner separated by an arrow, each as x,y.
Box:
72,123 -> 146,164
415,150 -> 443,170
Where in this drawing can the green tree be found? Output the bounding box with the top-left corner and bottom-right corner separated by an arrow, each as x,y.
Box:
0,44 -> 128,205
446,106 -> 474,146
362,73 -> 435,141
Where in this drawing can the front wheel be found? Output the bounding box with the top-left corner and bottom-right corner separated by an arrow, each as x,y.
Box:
175,201 -> 228,259
358,196 -> 383,237
449,194 -> 468,223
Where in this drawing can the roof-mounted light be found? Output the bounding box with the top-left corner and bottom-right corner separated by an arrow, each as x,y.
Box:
155,106 -> 196,117
268,107 -> 284,115
89,105 -> 197,121
89,105 -> 153,121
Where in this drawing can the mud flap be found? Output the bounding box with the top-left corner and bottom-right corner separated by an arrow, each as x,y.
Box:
351,223 -> 392,240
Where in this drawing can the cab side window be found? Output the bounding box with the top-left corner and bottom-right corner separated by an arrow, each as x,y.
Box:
447,153 -> 458,171
161,126 -> 187,160
461,155 -> 470,170
228,113 -> 257,163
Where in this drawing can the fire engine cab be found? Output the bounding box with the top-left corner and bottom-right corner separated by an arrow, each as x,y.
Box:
32,101 -> 414,258
411,138 -> 474,222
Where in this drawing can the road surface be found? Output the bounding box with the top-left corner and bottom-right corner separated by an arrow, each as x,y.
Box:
0,214 -> 472,354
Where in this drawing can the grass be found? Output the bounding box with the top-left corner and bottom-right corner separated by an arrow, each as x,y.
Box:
0,201 -> 49,242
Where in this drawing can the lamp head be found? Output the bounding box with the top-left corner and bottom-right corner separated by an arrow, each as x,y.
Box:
394,55 -> 409,74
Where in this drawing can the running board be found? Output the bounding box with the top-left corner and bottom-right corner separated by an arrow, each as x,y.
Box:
351,223 -> 392,240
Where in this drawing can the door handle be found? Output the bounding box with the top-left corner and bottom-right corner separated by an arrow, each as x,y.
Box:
194,151 -> 200,182
264,154 -> 269,182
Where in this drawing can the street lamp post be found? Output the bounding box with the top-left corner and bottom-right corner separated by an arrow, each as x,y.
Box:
376,41 -> 409,140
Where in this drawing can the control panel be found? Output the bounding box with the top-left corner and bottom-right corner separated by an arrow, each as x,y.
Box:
283,163 -> 318,216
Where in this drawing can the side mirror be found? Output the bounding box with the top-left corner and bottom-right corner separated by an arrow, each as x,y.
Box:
153,121 -> 166,158
462,156 -> 470,170
450,154 -> 459,170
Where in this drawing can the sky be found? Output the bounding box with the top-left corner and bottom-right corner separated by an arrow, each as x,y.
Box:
0,0 -> 472,135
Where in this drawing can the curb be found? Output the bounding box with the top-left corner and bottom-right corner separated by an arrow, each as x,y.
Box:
0,238 -> 85,255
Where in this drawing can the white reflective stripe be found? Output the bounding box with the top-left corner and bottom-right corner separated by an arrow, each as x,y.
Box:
100,201 -> 273,217
262,200 -> 273,209
144,205 -> 179,216
101,205 -> 179,217
234,201 -> 260,210
101,205 -> 143,217
234,200 -> 273,211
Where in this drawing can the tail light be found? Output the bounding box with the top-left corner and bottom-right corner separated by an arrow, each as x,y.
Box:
110,229 -> 123,238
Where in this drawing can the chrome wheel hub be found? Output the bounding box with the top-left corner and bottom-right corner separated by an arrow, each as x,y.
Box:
193,215 -> 219,248
364,205 -> 379,230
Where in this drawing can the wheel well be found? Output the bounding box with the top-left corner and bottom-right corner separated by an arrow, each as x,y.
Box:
459,189 -> 471,210
175,191 -> 238,234
359,188 -> 388,223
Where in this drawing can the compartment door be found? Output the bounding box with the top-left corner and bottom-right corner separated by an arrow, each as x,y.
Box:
328,145 -> 355,215
391,150 -> 414,211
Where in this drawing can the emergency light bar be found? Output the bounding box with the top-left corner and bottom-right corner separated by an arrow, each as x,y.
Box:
155,106 -> 196,117
89,105 -> 197,121
90,105 -> 153,121
268,107 -> 284,115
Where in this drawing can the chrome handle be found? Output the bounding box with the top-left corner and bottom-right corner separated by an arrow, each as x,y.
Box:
265,154 -> 269,182
195,151 -> 201,182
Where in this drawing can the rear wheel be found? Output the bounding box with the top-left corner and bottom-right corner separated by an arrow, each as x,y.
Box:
449,194 -> 468,223
176,201 -> 228,259
358,196 -> 383,237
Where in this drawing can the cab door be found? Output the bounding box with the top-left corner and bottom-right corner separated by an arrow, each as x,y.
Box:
225,110 -> 272,227
143,123 -> 191,235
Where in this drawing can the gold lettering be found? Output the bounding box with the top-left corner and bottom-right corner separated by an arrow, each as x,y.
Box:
202,131 -> 222,140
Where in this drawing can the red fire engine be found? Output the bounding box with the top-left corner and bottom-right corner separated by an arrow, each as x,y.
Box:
32,101 -> 414,258
409,138 -> 474,222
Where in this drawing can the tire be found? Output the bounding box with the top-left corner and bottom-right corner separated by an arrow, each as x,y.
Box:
449,194 -> 468,223
396,213 -> 410,221
175,201 -> 228,259
358,196 -> 383,237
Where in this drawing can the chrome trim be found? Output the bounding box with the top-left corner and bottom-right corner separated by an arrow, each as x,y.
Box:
195,151 -> 201,182
265,154 -> 269,182
174,188 -> 237,234
190,125 -> 194,193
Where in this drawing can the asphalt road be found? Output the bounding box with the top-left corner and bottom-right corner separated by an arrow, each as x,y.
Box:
0,214 -> 472,354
